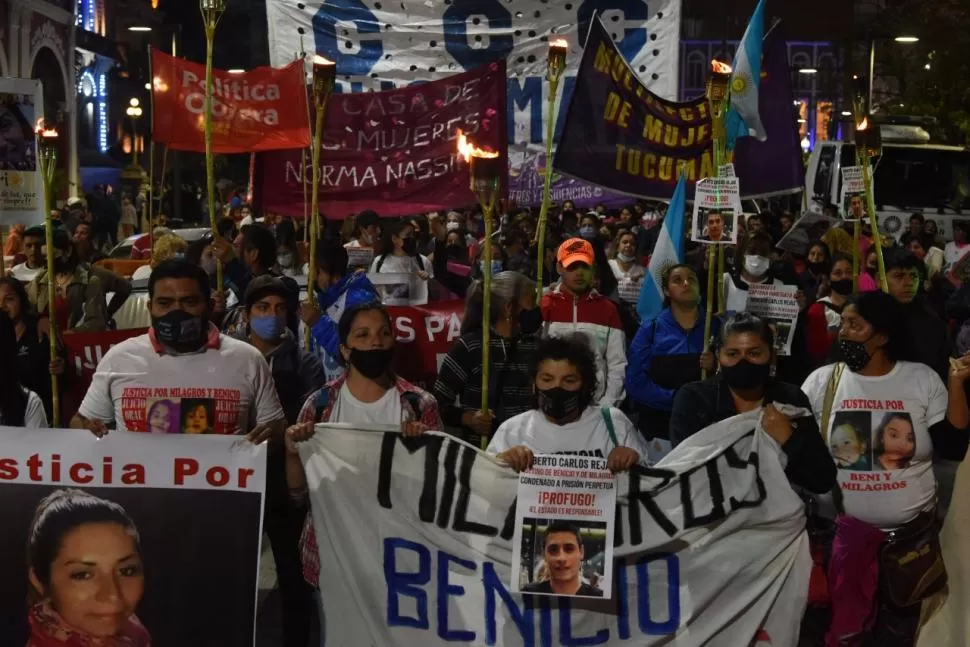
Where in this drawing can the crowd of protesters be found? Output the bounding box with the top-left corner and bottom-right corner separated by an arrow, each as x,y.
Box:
3,185 -> 970,647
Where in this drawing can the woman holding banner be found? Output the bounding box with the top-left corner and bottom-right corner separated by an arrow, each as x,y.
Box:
486,335 -> 650,473
284,302 -> 441,602
25,489 -> 150,646
669,313 -> 836,495
432,271 -> 541,442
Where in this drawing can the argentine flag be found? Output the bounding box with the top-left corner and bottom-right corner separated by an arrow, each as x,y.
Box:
725,0 -> 767,150
637,173 -> 687,322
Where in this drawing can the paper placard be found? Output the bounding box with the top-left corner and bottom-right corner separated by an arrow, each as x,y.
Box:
746,283 -> 800,356
840,166 -> 867,221
691,176 -> 742,245
510,454 -> 616,599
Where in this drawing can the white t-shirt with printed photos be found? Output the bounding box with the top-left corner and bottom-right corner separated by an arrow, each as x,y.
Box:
802,361 -> 947,529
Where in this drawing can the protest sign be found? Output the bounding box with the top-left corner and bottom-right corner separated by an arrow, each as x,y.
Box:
691,177 -> 742,245
840,166 -> 866,221
0,429 -> 265,645
0,78 -> 45,226
776,211 -> 838,256
369,272 -> 428,306
508,150 -> 630,210
264,0 -> 682,154
258,62 -> 507,219
511,454 -> 616,599
745,283 -> 800,356
151,50 -> 310,154
347,246 -> 375,270
555,18 -> 803,202
301,411 -> 811,646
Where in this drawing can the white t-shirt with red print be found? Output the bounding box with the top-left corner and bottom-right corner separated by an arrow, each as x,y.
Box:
78,328 -> 285,434
802,361 -> 947,529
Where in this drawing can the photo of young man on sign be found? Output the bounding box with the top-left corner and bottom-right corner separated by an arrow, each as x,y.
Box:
518,519 -> 606,598
692,208 -> 737,245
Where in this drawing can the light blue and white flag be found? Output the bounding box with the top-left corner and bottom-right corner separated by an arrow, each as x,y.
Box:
725,0 -> 767,150
637,173 -> 687,322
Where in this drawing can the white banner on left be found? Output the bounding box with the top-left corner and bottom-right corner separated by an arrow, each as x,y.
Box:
0,78 -> 46,226
0,428 -> 267,645
302,412 -> 812,646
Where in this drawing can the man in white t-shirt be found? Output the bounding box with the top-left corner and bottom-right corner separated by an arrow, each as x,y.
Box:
9,226 -> 45,283
238,203 -> 255,228
345,209 -> 381,249
72,259 -> 286,439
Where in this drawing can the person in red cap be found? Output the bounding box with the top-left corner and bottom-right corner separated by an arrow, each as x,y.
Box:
541,238 -> 627,407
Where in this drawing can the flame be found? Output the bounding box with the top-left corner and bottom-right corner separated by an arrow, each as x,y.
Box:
549,38 -> 568,50
313,54 -> 335,67
711,60 -> 732,74
34,120 -> 58,139
857,117 -> 869,131
152,76 -> 169,93
456,130 -> 499,162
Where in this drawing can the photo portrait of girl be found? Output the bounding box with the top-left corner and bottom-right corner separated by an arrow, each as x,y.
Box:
873,412 -> 917,470
180,399 -> 214,435
829,411 -> 872,470
26,489 -> 150,646
146,399 -> 179,434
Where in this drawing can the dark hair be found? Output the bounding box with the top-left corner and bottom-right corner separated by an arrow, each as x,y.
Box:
883,248 -> 922,273
529,335 -> 598,399
0,276 -> 32,319
872,412 -> 915,468
0,310 -> 27,425
381,220 -> 414,256
845,291 -> 907,361
217,216 -> 237,241
275,218 -> 297,248
149,259 -> 212,301
28,489 -> 140,593
23,226 -> 45,241
714,312 -> 774,354
740,230 -> 773,255
660,263 -> 696,307
807,239 -> 831,261
909,212 -> 925,224
243,224 -> 277,269
830,253 -> 853,271
542,520 -> 584,550
336,301 -> 390,366
315,241 -> 349,279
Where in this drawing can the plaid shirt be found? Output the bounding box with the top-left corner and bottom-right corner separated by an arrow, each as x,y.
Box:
298,375 -> 441,587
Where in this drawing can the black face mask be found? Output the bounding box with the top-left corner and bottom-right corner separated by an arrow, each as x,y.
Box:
518,307 -> 543,335
720,360 -> 771,391
152,310 -> 206,353
806,261 -> 827,275
830,279 -> 853,296
348,347 -> 394,380
537,387 -> 585,422
838,337 -> 871,372
446,244 -> 464,260
401,238 -> 417,255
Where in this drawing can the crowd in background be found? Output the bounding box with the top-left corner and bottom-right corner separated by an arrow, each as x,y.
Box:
3,182 -> 970,647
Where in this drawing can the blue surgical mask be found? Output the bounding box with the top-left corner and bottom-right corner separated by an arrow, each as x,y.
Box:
579,225 -> 598,239
250,314 -> 286,340
479,260 -> 503,275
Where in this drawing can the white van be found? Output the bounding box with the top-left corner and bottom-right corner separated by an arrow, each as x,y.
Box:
804,126 -> 970,243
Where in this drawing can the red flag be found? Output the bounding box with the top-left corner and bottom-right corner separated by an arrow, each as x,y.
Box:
151,49 -> 310,153
257,60 -> 507,219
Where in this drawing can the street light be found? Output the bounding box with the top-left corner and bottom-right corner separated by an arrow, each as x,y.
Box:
125,101 -> 144,167
128,26 -> 152,32
798,68 -> 818,75
894,36 -> 919,43
227,69 -> 245,74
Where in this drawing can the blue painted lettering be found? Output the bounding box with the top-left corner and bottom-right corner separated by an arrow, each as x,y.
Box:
384,538 -> 431,629
636,554 -> 681,635
313,0 -> 383,76
437,549 -> 477,641
442,1 -> 514,70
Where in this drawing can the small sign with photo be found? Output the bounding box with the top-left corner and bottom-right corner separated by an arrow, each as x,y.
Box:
840,167 -> 867,221
691,177 -> 742,245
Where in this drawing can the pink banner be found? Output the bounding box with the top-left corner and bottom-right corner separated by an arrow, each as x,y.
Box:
257,62 -> 507,220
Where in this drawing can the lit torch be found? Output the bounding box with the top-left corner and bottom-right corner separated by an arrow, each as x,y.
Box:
305,55 -> 337,349
457,130 -> 502,448
36,123 -> 61,426
535,37 -> 569,301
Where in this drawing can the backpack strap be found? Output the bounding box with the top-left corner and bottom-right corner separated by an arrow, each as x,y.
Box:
819,362 -> 846,515
375,254 -> 387,273
601,407 -> 618,448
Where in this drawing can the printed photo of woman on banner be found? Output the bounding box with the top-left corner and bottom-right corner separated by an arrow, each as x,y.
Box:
0,431 -> 266,646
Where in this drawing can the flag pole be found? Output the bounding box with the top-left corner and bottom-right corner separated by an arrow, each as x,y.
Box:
38,125 -> 60,426
534,40 -> 568,301
200,0 -> 226,294
305,56 -> 336,350
702,61 -> 731,379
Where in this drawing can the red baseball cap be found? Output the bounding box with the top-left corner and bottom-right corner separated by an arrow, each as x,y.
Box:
557,238 -> 595,267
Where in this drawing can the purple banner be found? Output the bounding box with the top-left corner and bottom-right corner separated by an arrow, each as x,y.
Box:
508,151 -> 632,210
732,24 -> 805,198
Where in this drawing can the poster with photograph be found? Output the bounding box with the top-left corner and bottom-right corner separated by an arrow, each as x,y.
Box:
367,272 -> 427,306
0,428 -> 266,646
776,211 -> 838,256
745,283 -> 800,356
510,454 -> 616,599
0,78 -> 46,226
691,177 -> 741,245
346,246 -> 374,270
840,167 -> 867,221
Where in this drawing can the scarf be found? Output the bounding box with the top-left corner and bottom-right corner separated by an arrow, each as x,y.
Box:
27,601 -> 151,647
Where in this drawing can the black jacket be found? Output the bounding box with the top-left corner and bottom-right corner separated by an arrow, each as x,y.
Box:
670,374 -> 837,494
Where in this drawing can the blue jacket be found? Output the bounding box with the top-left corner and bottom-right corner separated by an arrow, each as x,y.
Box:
310,272 -> 380,358
625,308 -> 710,411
